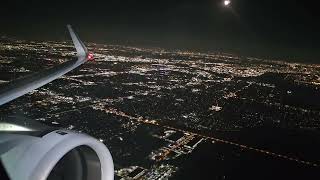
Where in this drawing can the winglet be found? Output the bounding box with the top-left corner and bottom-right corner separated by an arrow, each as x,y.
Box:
67,24 -> 88,57
0,25 -> 90,106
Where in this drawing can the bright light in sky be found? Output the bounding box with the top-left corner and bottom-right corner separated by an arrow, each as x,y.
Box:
224,0 -> 231,6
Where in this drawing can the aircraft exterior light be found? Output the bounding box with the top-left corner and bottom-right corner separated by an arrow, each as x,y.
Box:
88,52 -> 94,61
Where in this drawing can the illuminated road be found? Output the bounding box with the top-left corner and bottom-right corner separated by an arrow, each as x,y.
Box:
40,102 -> 319,167
97,106 -> 319,167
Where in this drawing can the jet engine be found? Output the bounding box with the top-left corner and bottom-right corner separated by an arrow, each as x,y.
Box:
0,118 -> 114,180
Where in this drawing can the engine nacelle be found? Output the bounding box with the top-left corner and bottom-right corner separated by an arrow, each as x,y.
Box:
0,129 -> 114,180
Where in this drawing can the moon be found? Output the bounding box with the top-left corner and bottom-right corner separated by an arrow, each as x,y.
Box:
224,0 -> 231,6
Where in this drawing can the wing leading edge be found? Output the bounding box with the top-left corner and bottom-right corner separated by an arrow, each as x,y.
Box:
0,25 -> 89,106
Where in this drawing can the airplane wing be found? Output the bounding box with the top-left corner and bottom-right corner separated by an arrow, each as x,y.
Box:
0,25 -> 89,106
0,26 -> 114,180
67,24 -> 88,57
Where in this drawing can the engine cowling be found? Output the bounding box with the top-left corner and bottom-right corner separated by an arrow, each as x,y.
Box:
0,128 -> 114,180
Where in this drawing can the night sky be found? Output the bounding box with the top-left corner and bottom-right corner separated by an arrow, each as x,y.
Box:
0,0 -> 320,62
